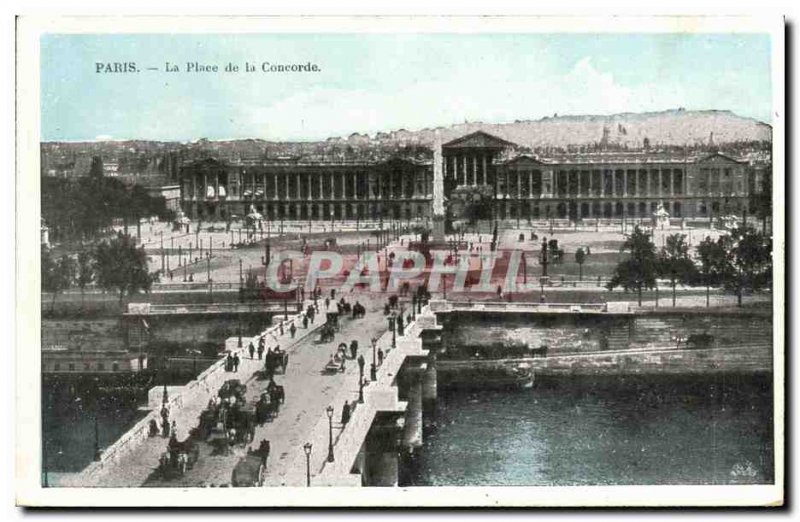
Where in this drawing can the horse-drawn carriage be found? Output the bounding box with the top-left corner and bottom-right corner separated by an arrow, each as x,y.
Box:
324,345 -> 347,374
264,349 -> 289,376
199,379 -> 257,454
218,379 -> 247,403
231,440 -> 271,487
326,311 -> 340,331
318,323 -> 336,343
158,434 -> 200,478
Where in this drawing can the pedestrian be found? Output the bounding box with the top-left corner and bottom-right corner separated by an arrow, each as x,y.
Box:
325,297 -> 330,310
357,354 -> 365,374
248,342 -> 255,359
257,344 -> 264,360
303,315 -> 309,329
341,401 -> 351,425
290,323 -> 296,339
279,321 -> 284,336
226,353 -> 233,372
377,348 -> 384,366
350,340 -> 358,359
233,353 -> 240,372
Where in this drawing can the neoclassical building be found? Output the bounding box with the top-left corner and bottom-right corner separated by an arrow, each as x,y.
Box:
179,131 -> 769,222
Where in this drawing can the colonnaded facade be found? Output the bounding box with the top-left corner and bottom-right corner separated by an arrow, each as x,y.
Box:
179,131 -> 770,222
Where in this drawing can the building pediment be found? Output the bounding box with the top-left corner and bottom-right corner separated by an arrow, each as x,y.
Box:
442,131 -> 516,150
695,152 -> 742,165
503,154 -> 547,167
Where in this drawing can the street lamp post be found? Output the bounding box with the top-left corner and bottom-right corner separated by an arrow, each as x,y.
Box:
540,237 -> 549,277
326,406 -> 335,462
371,337 -> 378,380
303,442 -> 312,487
390,313 -> 397,349
93,414 -> 101,461
207,255 -> 212,300
522,251 -> 527,285
239,259 -> 243,301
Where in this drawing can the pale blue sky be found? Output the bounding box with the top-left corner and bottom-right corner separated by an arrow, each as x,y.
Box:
40,33 -> 772,142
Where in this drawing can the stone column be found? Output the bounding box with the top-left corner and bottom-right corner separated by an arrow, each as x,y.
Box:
611,169 -> 616,197
402,367 -> 424,452
658,169 -> 663,198
422,358 -> 437,415
364,422 -> 400,487
482,155 -> 488,186
472,154 -> 478,186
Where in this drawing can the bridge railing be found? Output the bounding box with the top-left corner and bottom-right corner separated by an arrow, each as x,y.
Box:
137,302 -> 296,314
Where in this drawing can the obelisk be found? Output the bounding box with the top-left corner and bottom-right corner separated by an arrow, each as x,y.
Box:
432,131 -> 446,241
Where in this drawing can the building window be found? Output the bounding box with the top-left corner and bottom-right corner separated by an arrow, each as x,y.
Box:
68,363 -> 75,371
54,363 -> 61,371
85,363 -> 91,371
97,363 -> 105,371
112,363 -> 120,372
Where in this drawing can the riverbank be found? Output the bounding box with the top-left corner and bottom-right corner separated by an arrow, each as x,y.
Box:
436,343 -> 772,386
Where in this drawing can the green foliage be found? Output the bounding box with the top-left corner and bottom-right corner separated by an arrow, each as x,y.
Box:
42,251 -> 77,312
694,235 -> 727,306
76,250 -> 94,291
606,226 -> 657,305
657,234 -> 697,306
41,174 -> 169,242
93,233 -> 157,303
718,225 -> 772,306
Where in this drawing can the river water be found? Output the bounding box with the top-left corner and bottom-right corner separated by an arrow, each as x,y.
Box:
409,373 -> 774,486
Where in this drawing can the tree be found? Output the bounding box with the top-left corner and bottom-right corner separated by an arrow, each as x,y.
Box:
42,251 -> 76,313
575,247 -> 586,281
656,234 -> 697,307
694,235 -> 727,307
76,250 -> 95,308
718,225 -> 772,307
606,226 -> 657,306
93,233 -> 157,304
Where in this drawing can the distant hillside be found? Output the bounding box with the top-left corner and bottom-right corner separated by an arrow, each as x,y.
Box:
41,109 -> 771,178
355,109 -> 772,150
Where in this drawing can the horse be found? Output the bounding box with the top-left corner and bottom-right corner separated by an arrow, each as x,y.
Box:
269,385 -> 285,405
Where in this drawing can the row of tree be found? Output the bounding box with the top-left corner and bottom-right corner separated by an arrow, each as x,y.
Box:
42,233 -> 157,311
42,157 -> 173,242
607,225 -> 772,307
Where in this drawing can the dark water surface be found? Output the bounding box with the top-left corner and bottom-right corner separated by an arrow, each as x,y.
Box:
409,373 -> 774,486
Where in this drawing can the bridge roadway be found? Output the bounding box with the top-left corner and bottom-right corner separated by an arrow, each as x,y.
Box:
72,295 -> 400,487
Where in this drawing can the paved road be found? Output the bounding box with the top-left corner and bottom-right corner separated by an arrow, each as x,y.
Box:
141,294 -> 395,487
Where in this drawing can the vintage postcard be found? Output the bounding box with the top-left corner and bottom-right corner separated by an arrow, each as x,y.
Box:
15,15 -> 784,507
